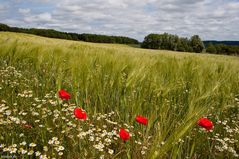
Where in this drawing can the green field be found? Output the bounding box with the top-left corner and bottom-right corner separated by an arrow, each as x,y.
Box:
0,32 -> 239,159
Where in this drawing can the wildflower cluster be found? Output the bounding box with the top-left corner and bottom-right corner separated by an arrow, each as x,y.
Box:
0,64 -> 238,159
0,65 -> 152,158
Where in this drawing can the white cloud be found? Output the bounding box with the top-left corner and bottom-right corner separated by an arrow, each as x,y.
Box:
24,12 -> 52,23
0,0 -> 239,41
227,2 -> 239,10
0,4 -> 8,12
18,8 -> 31,14
0,5 -> 5,10
37,12 -> 52,21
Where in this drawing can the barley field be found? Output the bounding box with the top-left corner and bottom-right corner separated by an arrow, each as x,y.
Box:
0,32 -> 238,159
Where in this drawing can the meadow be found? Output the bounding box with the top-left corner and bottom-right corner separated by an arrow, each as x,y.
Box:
0,32 -> 238,159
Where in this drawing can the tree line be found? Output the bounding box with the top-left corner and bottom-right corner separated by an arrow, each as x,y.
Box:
141,33 -> 205,53
1,23 -> 238,55
141,33 -> 239,55
0,23 -> 139,44
206,43 -> 239,55
204,41 -> 239,46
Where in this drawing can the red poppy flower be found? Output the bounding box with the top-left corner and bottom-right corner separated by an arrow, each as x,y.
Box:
119,128 -> 130,141
197,118 -> 213,130
58,89 -> 70,100
74,108 -> 87,120
135,115 -> 148,125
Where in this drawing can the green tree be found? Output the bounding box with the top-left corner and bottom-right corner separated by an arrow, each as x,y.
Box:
141,34 -> 161,49
0,23 -> 10,31
206,43 -> 217,54
190,35 -> 205,53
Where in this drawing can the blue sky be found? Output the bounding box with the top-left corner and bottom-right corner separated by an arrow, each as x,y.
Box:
0,0 -> 239,41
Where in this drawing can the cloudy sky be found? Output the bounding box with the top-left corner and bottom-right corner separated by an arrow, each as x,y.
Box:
0,0 -> 239,41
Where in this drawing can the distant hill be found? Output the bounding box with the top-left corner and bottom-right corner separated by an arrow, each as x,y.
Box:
203,41 -> 239,46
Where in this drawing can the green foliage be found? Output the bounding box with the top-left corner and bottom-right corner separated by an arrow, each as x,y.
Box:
78,33 -> 138,44
206,43 -> 239,55
204,40 -> 239,46
141,34 -> 161,49
190,35 -> 205,53
0,23 -> 10,31
141,33 -> 204,53
206,43 -> 217,54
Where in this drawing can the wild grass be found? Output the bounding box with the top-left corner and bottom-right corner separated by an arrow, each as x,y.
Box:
0,32 -> 238,159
